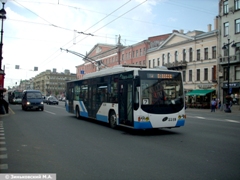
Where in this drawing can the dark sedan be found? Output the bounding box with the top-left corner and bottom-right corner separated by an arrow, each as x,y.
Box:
46,96 -> 59,105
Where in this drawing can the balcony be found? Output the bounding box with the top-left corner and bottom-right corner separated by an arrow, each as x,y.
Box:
164,60 -> 187,70
219,55 -> 240,65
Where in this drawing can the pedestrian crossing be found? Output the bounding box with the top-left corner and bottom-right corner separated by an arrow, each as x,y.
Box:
0,121 -> 8,171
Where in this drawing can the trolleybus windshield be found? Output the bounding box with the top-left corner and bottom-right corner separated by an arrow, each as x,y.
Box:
139,71 -> 184,114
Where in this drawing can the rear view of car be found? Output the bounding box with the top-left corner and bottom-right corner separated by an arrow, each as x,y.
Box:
22,90 -> 44,111
46,96 -> 59,105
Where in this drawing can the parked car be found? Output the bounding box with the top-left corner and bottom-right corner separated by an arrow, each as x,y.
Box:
22,90 -> 44,111
46,96 -> 59,105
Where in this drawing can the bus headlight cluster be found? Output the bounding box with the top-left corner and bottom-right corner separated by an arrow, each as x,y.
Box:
138,116 -> 150,122
178,114 -> 186,119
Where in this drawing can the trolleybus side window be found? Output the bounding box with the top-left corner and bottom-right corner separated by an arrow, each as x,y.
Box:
80,85 -> 88,102
134,78 -> 140,110
110,76 -> 118,103
74,83 -> 80,101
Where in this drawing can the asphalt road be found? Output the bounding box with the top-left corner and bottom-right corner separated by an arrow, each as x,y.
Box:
0,102 -> 240,180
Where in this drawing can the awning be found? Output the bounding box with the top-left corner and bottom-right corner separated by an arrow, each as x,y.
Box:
186,89 -> 215,96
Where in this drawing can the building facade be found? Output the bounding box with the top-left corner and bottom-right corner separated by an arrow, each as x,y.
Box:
147,25 -> 218,107
76,34 -> 172,79
218,0 -> 240,104
18,79 -> 34,90
34,69 -> 76,96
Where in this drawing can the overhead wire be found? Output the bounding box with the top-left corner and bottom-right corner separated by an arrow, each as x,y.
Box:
8,0 -> 215,69
73,0 -> 148,47
60,0 -> 132,48
8,0 -> 148,68
38,0 -> 133,66
10,0 -> 214,46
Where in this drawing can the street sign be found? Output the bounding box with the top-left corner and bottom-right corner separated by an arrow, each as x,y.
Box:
229,87 -> 232,94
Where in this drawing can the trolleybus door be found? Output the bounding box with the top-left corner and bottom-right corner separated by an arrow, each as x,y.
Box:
88,84 -> 97,118
118,79 -> 134,127
67,86 -> 74,113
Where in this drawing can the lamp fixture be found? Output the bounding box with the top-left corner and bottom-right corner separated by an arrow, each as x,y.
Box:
0,0 -> 6,20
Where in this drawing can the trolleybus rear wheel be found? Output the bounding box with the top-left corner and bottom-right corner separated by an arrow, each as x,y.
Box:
76,106 -> 80,119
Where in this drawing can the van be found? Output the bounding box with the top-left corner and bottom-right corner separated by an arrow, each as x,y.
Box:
22,90 -> 44,111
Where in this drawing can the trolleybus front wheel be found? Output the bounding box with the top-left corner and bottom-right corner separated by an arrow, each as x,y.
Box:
109,111 -> 117,128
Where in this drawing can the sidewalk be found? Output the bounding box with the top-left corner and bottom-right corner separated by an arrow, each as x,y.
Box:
186,105 -> 240,114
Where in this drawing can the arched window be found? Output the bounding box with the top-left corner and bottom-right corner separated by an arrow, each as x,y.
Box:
167,53 -> 170,63
162,54 -> 165,65
175,51 -> 178,62
183,49 -> 186,61
189,48 -> 193,62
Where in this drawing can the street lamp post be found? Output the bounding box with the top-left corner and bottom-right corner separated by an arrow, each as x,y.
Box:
0,0 -> 6,71
222,38 -> 237,113
0,0 -> 7,114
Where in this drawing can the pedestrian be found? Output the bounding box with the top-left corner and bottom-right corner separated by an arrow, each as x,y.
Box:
218,100 -> 222,110
229,100 -> 233,110
211,98 -> 216,112
215,99 -> 218,110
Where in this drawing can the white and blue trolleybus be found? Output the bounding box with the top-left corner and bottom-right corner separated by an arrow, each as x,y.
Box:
65,65 -> 186,129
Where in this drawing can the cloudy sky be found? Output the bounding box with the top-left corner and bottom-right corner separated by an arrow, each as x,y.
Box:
2,0 -> 218,88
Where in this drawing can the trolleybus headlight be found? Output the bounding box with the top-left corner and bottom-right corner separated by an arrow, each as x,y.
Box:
138,117 -> 141,122
178,115 -> 186,119
27,102 -> 30,105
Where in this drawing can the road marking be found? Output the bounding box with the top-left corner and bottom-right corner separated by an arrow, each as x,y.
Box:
46,105 -> 65,109
44,110 -> 56,115
225,119 -> 240,123
0,122 -> 8,171
0,164 -> 8,170
188,116 -> 239,123
0,154 -> 7,159
9,107 -> 15,114
0,147 -> 7,151
196,116 -> 206,119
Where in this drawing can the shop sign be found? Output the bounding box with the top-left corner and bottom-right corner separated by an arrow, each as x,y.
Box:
223,82 -> 240,88
197,84 -> 212,89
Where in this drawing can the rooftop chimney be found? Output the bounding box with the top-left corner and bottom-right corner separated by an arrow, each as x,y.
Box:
214,17 -> 218,30
208,24 -> 212,32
